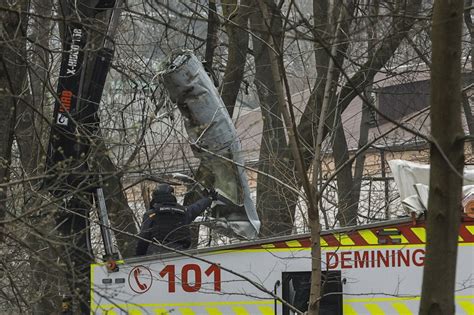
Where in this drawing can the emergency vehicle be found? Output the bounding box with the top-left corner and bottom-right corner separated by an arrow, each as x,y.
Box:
90,216 -> 474,315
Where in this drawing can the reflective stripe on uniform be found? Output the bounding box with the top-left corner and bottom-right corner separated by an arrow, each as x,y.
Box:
158,206 -> 185,214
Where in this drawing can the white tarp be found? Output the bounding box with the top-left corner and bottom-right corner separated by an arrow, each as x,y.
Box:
388,159 -> 474,213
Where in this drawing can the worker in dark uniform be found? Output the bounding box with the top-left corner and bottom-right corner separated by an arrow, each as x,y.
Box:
135,183 -> 218,255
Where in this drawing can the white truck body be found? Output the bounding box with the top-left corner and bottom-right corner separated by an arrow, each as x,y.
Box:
91,217 -> 474,315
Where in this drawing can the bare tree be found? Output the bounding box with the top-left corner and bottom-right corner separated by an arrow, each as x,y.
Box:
0,0 -> 28,234
420,0 -> 465,314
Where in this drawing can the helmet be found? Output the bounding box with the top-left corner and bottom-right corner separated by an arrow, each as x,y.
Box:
151,183 -> 176,205
154,183 -> 174,195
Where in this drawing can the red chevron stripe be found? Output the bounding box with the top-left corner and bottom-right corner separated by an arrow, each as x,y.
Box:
322,234 -> 341,247
399,226 -> 425,244
347,231 -> 369,246
459,223 -> 474,242
298,238 -> 311,248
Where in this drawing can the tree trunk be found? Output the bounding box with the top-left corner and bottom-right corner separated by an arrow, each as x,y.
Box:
17,1 -> 57,312
352,0 -> 378,218
56,193 -> 94,314
352,93 -> 373,216
419,1 -> 464,314
16,0 -> 52,176
311,0 -> 357,227
97,151 -> 138,257
28,211 -> 63,314
463,0 -> 474,153
251,0 -> 298,237
307,3 -> 346,312
0,0 -> 28,236
204,0 -> 219,73
332,112 -> 357,226
335,0 -> 378,226
221,0 -> 251,117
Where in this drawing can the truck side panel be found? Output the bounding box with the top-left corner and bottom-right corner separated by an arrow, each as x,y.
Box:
91,220 -> 474,314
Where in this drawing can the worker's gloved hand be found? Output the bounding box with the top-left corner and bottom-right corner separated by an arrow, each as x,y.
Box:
207,188 -> 219,201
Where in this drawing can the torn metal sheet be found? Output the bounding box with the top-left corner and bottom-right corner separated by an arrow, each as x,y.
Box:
159,51 -> 260,239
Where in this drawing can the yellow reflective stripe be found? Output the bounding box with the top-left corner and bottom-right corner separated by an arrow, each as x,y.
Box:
90,264 -> 94,309
102,310 -> 118,315
335,233 -> 355,246
320,237 -> 328,247
411,227 -> 426,242
364,304 -> 385,315
205,308 -> 223,315
97,301 -> 273,308
346,295 -> 473,303
233,306 -> 250,315
285,240 -> 301,247
392,303 -> 414,314
129,311 -> 143,315
261,244 -> 276,248
155,309 -> 170,315
459,300 -> 474,315
365,303 -> 386,314
258,306 -> 274,315
411,227 -> 467,243
343,304 -> 358,314
359,230 -> 379,245
180,308 -> 195,315
346,297 -> 418,303
466,225 -> 474,235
